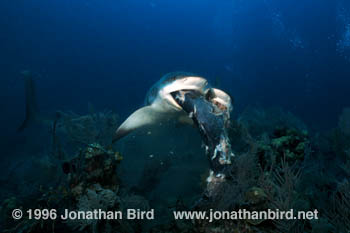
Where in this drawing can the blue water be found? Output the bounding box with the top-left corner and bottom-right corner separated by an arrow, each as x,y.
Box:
1,1 -> 350,232
1,0 -> 349,136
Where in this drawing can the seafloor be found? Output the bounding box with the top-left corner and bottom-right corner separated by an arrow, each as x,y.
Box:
1,105 -> 350,233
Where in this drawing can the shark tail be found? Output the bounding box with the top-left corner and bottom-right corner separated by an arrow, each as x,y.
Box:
17,74 -> 39,132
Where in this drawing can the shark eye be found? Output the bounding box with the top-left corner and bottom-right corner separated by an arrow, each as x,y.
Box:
205,89 -> 215,101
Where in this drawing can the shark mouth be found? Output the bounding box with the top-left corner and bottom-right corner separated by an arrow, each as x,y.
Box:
171,90 -> 234,176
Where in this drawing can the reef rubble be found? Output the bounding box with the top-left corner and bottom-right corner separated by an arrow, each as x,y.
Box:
2,106 -> 350,232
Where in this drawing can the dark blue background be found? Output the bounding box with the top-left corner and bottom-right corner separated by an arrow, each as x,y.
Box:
1,0 -> 349,143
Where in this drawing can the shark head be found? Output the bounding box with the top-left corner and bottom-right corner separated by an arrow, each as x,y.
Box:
113,73 -> 210,142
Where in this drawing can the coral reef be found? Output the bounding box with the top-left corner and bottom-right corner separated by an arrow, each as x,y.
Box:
339,107 -> 350,135
65,184 -> 120,232
3,106 -> 350,233
256,127 -> 309,169
1,143 -> 131,233
325,179 -> 350,232
57,110 -> 119,147
237,106 -> 307,138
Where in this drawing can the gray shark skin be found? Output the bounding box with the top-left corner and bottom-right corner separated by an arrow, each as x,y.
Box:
113,72 -> 234,176
113,72 -> 210,142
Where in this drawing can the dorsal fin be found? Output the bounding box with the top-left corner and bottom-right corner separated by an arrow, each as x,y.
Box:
17,74 -> 39,132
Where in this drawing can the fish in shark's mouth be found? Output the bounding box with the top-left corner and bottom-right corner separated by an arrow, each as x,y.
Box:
114,72 -> 234,176
171,89 -> 234,176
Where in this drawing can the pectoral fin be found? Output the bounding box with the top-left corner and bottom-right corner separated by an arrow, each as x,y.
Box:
113,106 -> 160,143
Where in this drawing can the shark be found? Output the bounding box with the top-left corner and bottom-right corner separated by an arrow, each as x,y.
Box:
112,72 -> 210,142
113,72 -> 234,175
